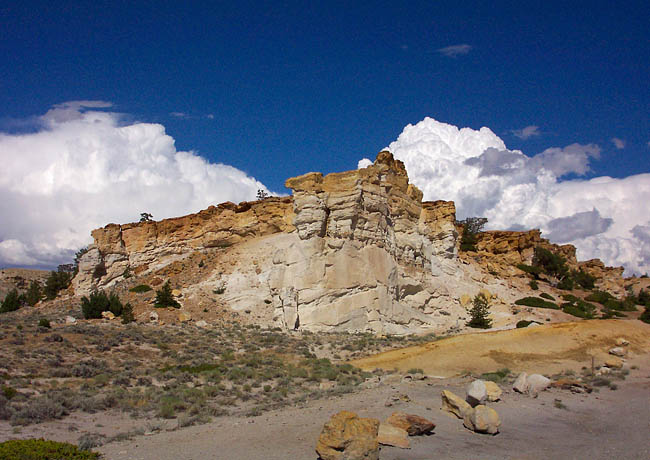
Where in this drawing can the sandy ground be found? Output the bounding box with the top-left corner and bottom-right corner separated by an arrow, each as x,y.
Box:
96,360 -> 650,460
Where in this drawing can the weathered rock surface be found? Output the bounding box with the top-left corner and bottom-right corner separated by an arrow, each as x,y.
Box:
466,380 -> 487,407
316,411 -> 380,460
385,412 -> 435,436
609,347 -> 627,357
484,381 -> 503,402
463,405 -> 500,435
377,423 -> 410,449
513,372 -> 529,394
527,374 -> 551,395
441,390 -> 473,419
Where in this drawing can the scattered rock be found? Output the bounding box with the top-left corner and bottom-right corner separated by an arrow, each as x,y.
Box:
598,366 -> 612,375
513,372 -> 529,393
604,357 -> 623,369
315,411 -> 380,460
195,320 -> 208,327
484,381 -> 503,402
441,390 -> 473,419
466,380 -> 487,407
385,412 -> 435,436
101,311 -> 115,320
463,405 -> 500,435
615,337 -> 629,346
171,289 -> 182,297
527,374 -> 551,395
609,347 -> 627,357
377,423 -> 410,449
178,311 -> 191,322
65,316 -> 77,324
550,379 -> 592,394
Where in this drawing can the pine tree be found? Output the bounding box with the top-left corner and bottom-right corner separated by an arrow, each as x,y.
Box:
154,281 -> 180,308
467,293 -> 492,329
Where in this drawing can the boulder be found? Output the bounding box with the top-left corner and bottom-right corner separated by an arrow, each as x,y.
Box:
527,374 -> 551,395
513,372 -> 528,393
463,405 -> 500,435
101,311 -> 115,320
195,320 -> 208,327
604,357 -> 623,369
615,337 -> 629,346
385,412 -> 435,436
484,381 -> 503,402
441,390 -> 473,419
609,347 -> 627,357
65,316 -> 77,324
377,423 -> 410,449
466,380 -> 487,407
315,411 -> 380,460
178,311 -> 191,322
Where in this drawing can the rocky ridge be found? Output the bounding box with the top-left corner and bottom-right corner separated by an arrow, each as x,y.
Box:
72,152 -> 627,334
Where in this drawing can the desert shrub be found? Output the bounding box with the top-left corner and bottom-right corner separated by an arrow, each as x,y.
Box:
516,320 -> 536,328
407,368 -> 424,374
585,290 -> 613,304
572,269 -> 596,290
44,270 -> 72,300
640,306 -> 650,324
129,284 -> 152,293
517,264 -> 543,279
539,293 -> 555,301
467,293 -> 492,329
0,439 -> 100,459
557,276 -> 574,290
25,281 -> 43,306
38,318 -> 51,329
1,289 -> 23,313
585,291 -> 636,312
81,290 -> 125,319
514,297 -> 559,309
637,289 -> 650,307
154,281 -> 180,308
561,299 -> 597,319
10,396 -> 67,425
528,280 -> 539,290
532,246 -> 568,279
121,303 -> 135,324
480,368 -> 510,383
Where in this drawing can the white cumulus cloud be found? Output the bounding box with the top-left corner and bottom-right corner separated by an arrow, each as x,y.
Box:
0,102 -> 269,268
361,117 -> 650,275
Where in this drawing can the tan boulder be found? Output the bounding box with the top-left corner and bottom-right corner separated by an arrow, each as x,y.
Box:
463,405 -> 500,435
377,423 -> 410,449
178,311 -> 191,322
609,347 -> 627,357
315,411 -> 380,460
484,381 -> 503,402
604,356 -> 623,369
385,412 -> 435,436
615,337 -> 629,346
441,390 -> 473,419
101,311 -> 115,320
171,289 -> 182,297
460,294 -> 472,307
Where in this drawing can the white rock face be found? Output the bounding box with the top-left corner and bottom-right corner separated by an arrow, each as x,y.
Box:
513,372 -> 529,393
527,374 -> 551,395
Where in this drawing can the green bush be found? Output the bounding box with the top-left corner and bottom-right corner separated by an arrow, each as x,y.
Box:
458,217 -> 487,252
0,439 -> 100,459
81,291 -> 125,319
561,298 -> 597,319
121,303 -> 135,324
557,276 -> 574,290
585,291 -> 636,312
640,306 -> 650,324
516,320 -> 536,328
44,271 -> 72,300
528,280 -> 539,290
1,289 -> 23,313
532,246 -> 569,279
540,293 -> 555,301
154,281 -> 180,309
129,284 -> 152,293
38,318 -> 51,329
514,297 -> 559,309
517,264 -> 543,278
571,270 -> 596,290
467,293 -> 492,329
638,289 -> 650,307
25,281 -> 43,306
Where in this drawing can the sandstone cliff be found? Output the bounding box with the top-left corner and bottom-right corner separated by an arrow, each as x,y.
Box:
73,152 -> 627,333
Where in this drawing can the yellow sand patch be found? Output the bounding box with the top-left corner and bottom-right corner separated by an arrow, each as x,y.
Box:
351,320 -> 650,377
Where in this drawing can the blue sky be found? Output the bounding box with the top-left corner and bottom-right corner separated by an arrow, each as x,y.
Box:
2,0 -> 648,192
1,0 -> 649,272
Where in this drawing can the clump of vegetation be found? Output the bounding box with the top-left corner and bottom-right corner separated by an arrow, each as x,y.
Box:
458,217 -> 487,252
0,439 -> 100,459
517,263 -> 543,279
25,281 -> 43,306
540,292 -> 555,301
640,306 -> 650,324
44,270 -> 73,300
467,293 -> 492,329
528,280 -> 539,290
560,298 -> 597,319
514,297 -> 559,309
519,247 -> 598,291
154,281 -> 180,308
38,318 -> 51,329
533,246 -> 569,280
516,320 -> 537,328
129,284 -> 152,293
1,289 -> 23,314
480,368 -> 510,383
571,269 -> 596,290
121,303 -> 135,324
81,290 -> 129,319
585,290 -> 637,312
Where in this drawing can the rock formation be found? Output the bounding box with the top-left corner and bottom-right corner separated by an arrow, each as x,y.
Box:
73,151 -> 628,334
